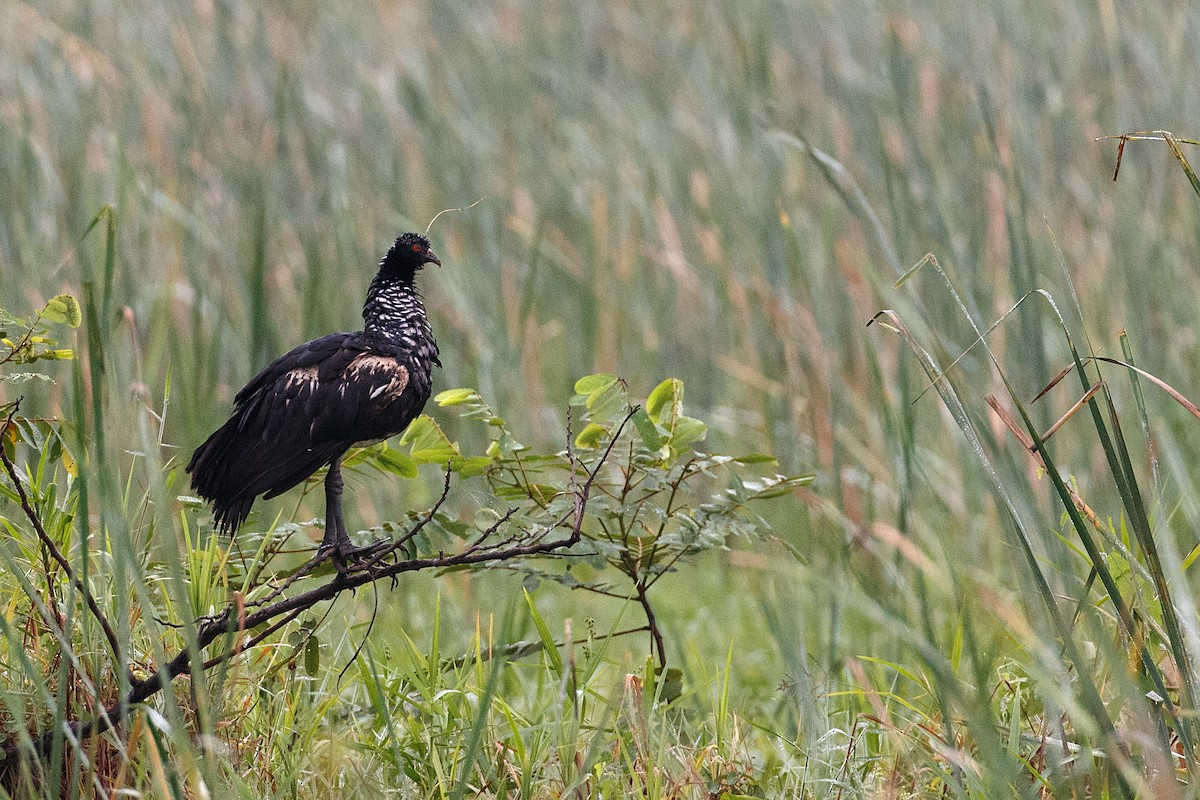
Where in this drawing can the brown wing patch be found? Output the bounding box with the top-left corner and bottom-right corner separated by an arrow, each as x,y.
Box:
345,354 -> 409,404
282,366 -> 319,392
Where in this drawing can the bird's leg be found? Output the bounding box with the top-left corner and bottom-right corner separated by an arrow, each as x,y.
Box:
319,458 -> 389,565
321,459 -> 352,555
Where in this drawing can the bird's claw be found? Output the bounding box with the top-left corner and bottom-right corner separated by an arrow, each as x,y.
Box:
318,537 -> 392,574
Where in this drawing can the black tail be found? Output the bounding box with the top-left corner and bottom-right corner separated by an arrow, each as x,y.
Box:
187,416 -> 343,535
186,419 -> 259,534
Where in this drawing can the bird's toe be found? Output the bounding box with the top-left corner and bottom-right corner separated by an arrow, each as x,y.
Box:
322,537 -> 392,571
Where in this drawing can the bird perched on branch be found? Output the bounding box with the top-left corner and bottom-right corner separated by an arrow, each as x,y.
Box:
187,232 -> 442,560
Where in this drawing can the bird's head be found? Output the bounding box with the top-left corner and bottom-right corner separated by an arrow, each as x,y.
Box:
380,232 -> 442,282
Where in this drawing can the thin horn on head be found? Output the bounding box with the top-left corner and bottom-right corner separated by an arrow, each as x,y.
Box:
424,196 -> 487,237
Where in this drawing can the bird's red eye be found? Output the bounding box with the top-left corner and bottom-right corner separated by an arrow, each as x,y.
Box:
411,244 -> 422,253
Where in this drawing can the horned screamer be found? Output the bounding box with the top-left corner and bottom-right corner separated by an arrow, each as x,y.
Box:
187,233 -> 441,560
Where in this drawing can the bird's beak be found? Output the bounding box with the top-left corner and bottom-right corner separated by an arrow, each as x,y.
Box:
425,249 -> 442,267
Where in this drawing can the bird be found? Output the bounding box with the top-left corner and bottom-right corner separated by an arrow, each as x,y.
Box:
186,232 -> 442,561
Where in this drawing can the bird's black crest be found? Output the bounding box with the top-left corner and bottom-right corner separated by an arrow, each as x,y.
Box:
379,232 -> 437,278
393,231 -> 430,254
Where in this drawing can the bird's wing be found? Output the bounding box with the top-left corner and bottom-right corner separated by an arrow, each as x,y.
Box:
233,333 -> 351,407
240,335 -> 415,444
191,333 -> 420,521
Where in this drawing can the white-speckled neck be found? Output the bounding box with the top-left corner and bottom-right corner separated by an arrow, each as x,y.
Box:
362,274 -> 440,365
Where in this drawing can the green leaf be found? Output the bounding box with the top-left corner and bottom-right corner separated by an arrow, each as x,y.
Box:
517,484 -> 560,504
41,294 -> 82,327
32,348 -> 74,361
745,474 -> 815,500
374,448 -> 419,479
490,430 -> 526,457
450,455 -> 493,477
574,373 -> 618,395
646,378 -> 682,423
574,422 -> 607,449
304,635 -> 321,676
658,667 -> 683,704
524,590 -> 563,675
411,446 -> 460,464
435,387 -> 480,406
586,384 -> 626,423
399,415 -> 457,454
474,508 -> 503,532
667,415 -> 707,448
632,406 -> 663,450
733,453 -> 777,464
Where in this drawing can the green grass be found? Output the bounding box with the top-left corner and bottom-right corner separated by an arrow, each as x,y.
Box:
4,0 -> 1200,796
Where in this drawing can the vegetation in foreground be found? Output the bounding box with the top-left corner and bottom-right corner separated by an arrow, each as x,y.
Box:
3,0 -> 1200,796
1,307 -> 809,794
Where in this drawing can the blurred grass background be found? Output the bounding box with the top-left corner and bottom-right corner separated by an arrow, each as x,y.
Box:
4,0 -> 1200,795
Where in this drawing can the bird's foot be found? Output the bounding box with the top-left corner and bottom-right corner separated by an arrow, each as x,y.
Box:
317,537 -> 393,573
